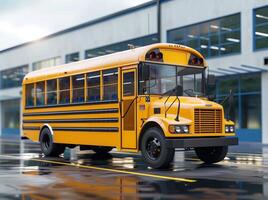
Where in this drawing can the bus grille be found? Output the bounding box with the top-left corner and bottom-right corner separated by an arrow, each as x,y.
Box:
194,109 -> 222,133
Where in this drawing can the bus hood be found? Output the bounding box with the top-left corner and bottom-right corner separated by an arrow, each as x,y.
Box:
152,96 -> 223,119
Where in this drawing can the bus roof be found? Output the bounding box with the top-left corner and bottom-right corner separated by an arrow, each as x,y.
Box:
23,43 -> 207,84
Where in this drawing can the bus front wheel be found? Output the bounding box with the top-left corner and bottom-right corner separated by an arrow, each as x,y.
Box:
194,146 -> 228,164
40,127 -> 65,157
141,127 -> 175,169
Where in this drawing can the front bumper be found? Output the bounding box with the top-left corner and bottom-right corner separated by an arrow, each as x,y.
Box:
165,137 -> 238,148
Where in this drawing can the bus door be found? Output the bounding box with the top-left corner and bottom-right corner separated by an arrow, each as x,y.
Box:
121,68 -> 137,149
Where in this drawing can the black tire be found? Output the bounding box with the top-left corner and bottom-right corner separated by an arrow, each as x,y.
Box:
92,146 -> 113,154
195,146 -> 228,164
141,127 -> 175,169
40,127 -> 65,157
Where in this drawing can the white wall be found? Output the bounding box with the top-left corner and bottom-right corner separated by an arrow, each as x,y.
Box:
262,72 -> 268,144
0,87 -> 22,101
0,102 -> 2,136
0,5 -> 157,71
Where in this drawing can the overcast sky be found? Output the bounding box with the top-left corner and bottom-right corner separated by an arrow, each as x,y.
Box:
0,0 -> 149,50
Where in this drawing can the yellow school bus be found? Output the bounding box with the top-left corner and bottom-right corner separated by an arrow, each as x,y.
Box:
22,43 -> 238,168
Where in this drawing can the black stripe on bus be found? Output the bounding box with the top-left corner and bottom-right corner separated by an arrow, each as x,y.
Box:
23,118 -> 118,123
25,100 -> 118,109
22,126 -> 40,130
23,108 -> 118,117
53,127 -> 118,132
22,126 -> 118,132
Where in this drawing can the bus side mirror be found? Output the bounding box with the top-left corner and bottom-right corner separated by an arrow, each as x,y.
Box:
139,64 -> 157,93
206,74 -> 216,100
140,65 -> 149,81
207,74 -> 216,86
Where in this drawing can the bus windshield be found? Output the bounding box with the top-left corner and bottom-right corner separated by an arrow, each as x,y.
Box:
138,62 -> 205,96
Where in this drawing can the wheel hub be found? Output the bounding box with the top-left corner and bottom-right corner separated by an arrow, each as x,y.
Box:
146,138 -> 161,160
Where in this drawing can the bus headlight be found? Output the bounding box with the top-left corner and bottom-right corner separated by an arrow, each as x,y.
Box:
169,125 -> 189,134
225,126 -> 229,133
225,125 -> 235,133
229,125 -> 235,133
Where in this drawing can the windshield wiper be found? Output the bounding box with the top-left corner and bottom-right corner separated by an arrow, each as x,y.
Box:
162,85 -> 181,121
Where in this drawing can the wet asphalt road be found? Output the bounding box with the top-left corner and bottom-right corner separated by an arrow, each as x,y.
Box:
0,138 -> 268,200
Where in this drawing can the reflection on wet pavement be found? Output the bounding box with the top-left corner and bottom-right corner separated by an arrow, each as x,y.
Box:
0,138 -> 267,199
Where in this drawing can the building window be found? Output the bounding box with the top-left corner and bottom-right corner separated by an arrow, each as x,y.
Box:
36,81 -> 45,106
1,99 -> 20,136
103,68 -> 118,101
167,14 -> 241,58
216,73 -> 261,130
85,34 -> 159,59
66,52 -> 79,63
241,95 -> 261,129
87,71 -> 101,102
26,84 -> 34,107
47,79 -> 57,105
33,57 -> 61,71
254,6 -> 268,50
0,65 -> 28,89
59,77 -> 70,104
72,74 -> 84,103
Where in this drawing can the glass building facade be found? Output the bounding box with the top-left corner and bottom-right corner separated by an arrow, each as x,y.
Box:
1,99 -> 20,137
167,14 -> 241,58
254,6 -> 268,50
85,34 -> 159,59
33,57 -> 61,71
0,65 -> 28,89
216,73 -> 261,142
66,52 -> 80,63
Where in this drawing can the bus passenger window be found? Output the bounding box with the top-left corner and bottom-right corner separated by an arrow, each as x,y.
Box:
87,71 -> 100,102
26,84 -> 34,106
47,79 -> 57,105
72,74 -> 85,103
59,77 -> 70,104
103,68 -> 118,101
36,81 -> 45,106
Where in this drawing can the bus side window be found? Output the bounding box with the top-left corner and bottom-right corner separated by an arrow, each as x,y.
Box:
87,71 -> 100,102
47,79 -> 57,105
59,77 -> 70,104
103,68 -> 118,101
72,74 -> 85,103
36,81 -> 45,106
26,84 -> 34,107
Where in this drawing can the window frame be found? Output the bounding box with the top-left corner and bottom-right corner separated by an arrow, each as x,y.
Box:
102,68 -> 119,101
87,71 -> 101,102
253,5 -> 268,51
36,81 -> 45,106
0,65 -> 28,89
25,83 -> 35,107
72,74 -> 85,103
24,67 -> 121,109
215,72 -> 261,130
66,52 -> 80,63
167,13 -> 241,58
58,76 -> 71,104
46,79 -> 58,105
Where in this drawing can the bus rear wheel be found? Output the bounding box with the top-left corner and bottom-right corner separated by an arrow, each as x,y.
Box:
195,146 -> 228,164
92,146 -> 113,154
40,127 -> 65,157
141,127 -> 174,169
